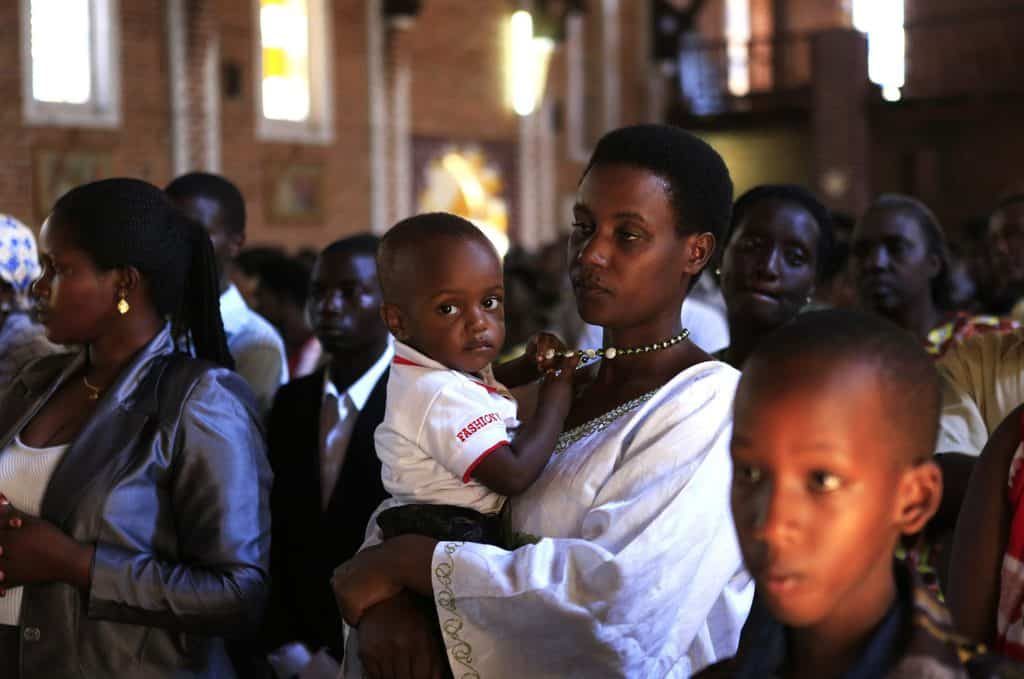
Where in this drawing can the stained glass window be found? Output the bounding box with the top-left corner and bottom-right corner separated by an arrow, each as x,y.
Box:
260,0 -> 311,121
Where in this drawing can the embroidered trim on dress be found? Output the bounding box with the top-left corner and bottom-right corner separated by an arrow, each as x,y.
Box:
434,542 -> 482,679
554,389 -> 658,453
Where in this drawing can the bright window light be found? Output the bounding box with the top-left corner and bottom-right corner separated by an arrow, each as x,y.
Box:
852,0 -> 905,101
724,0 -> 751,96
507,11 -> 554,116
30,0 -> 92,104
260,0 -> 311,121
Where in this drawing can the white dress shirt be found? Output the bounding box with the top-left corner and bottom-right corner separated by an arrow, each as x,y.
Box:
219,284 -> 288,415
269,343 -> 394,678
319,342 -> 393,510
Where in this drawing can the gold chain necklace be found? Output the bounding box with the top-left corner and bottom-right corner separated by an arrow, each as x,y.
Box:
82,376 -> 103,401
546,328 -> 691,365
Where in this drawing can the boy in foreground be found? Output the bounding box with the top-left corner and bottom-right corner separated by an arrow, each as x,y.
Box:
700,309 -> 1021,678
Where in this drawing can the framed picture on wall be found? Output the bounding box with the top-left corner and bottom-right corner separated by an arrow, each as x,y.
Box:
33,149 -> 112,220
265,161 -> 325,224
412,137 -> 518,250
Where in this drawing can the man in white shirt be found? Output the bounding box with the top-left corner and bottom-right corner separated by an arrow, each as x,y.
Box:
165,172 -> 287,414
263,235 -> 393,677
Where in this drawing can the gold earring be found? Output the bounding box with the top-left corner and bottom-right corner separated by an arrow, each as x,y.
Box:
117,291 -> 130,315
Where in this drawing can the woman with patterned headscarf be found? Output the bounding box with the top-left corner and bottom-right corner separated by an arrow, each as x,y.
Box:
0,214 -> 57,382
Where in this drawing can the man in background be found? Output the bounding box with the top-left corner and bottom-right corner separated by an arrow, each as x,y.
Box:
264,234 -> 393,676
166,172 -> 287,414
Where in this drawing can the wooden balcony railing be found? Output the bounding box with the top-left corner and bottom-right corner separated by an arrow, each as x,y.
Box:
677,7 -> 1024,116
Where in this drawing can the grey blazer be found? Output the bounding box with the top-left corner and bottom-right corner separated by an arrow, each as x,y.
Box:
0,327 -> 272,678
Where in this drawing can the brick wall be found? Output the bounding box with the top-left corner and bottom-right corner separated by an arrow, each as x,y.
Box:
0,1 -> 172,230
0,1 -> 673,252
214,0 -> 374,249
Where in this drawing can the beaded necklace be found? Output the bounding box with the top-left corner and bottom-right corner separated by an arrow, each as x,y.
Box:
545,328 -> 691,365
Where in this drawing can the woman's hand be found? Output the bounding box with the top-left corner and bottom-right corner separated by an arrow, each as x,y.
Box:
332,546 -> 403,627
357,592 -> 445,679
0,496 -> 93,591
334,535 -> 437,625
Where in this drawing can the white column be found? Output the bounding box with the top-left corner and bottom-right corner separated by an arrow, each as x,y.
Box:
538,97 -> 557,245
638,0 -> 667,123
518,94 -> 557,251
391,60 -> 412,222
203,34 -> 222,172
367,0 -> 390,233
167,0 -> 189,176
518,110 -> 539,251
565,12 -> 590,163
601,0 -> 621,131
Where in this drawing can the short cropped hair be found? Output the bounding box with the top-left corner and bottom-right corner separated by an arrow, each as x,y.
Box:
258,254 -> 311,308
236,246 -> 285,278
726,184 -> 836,282
321,233 -> 381,260
377,213 -> 495,303
582,124 -> 734,245
744,309 -> 941,462
165,172 -> 247,237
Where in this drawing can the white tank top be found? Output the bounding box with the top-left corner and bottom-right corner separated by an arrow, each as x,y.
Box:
0,435 -> 69,626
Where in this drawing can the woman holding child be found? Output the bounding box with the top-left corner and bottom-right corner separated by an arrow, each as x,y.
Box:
334,125 -> 753,677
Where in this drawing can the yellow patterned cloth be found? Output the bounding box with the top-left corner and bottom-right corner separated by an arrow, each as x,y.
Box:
927,312 -> 1020,358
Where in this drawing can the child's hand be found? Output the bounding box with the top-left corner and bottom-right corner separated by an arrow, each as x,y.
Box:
527,332 -> 569,375
539,352 -> 579,401
331,547 -> 403,627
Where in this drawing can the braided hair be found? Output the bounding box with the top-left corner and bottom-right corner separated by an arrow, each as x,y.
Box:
51,177 -> 234,368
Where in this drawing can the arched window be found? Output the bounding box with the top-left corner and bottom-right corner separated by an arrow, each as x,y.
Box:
255,0 -> 333,143
852,0 -> 905,101
21,0 -> 121,127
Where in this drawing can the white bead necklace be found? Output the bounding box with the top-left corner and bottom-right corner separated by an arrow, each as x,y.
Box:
545,328 -> 691,365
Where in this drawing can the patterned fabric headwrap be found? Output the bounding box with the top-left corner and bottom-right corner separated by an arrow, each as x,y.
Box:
0,214 -> 42,311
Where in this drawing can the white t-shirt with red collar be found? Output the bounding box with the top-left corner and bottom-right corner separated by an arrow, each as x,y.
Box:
374,341 -> 518,515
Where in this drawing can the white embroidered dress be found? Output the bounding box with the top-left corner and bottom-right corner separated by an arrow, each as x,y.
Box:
345,361 -> 753,678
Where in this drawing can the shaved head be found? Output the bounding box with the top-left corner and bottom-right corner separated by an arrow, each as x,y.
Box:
377,212 -> 499,308
741,309 -> 941,464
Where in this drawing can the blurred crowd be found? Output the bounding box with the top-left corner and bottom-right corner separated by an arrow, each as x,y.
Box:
2,128 -> 1024,679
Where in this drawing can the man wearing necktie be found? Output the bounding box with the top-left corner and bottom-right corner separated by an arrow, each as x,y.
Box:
263,235 -> 393,676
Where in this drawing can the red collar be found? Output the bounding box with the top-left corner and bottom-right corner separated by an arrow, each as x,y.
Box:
392,355 -> 502,394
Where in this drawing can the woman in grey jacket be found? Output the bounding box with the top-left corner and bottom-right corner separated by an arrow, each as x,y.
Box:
0,178 -> 271,678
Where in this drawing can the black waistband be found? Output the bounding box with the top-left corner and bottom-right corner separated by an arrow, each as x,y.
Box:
0,623 -> 20,676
